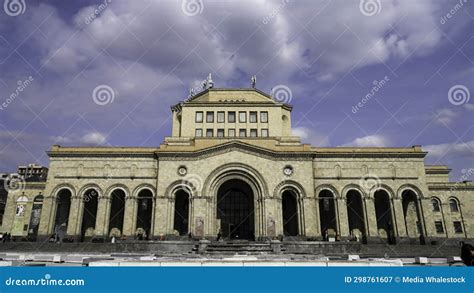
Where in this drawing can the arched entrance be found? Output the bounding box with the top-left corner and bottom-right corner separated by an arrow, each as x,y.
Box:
282,190 -> 298,236
374,190 -> 396,244
346,190 -> 366,243
217,179 -> 255,240
108,189 -> 126,238
54,189 -> 72,239
318,189 -> 337,240
136,189 -> 153,240
173,189 -> 190,236
80,189 -> 99,241
402,189 -> 425,244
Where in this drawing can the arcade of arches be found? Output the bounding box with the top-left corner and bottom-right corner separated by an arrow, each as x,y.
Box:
9,177 -> 465,245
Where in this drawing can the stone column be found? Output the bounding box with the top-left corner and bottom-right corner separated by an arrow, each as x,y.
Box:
153,196 -> 169,237
392,198 -> 407,240
420,198 -> 433,241
192,197 -> 208,238
337,197 -> 349,239
314,198 -> 321,240
122,196 -> 135,237
67,196 -> 83,239
38,195 -> 55,239
365,197 -> 378,241
94,196 -> 110,238
302,197 -> 317,238
274,197 -> 283,237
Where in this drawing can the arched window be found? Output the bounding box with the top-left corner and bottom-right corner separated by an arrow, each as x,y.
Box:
431,198 -> 441,212
449,198 -> 459,213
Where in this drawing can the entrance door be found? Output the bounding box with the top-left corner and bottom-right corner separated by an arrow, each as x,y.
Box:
217,179 -> 254,240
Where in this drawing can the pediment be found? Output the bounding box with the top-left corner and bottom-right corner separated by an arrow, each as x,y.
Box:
157,141 -> 312,160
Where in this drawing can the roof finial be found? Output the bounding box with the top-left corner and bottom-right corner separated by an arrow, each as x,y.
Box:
251,75 -> 256,88
207,73 -> 214,89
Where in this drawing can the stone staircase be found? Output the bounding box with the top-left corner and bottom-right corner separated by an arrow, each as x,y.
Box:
204,241 -> 274,255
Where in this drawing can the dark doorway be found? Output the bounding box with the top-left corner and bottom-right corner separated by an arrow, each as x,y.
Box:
136,189 -> 153,240
80,189 -> 99,241
282,190 -> 298,236
108,189 -> 126,237
402,189 -> 425,244
217,179 -> 254,240
173,190 -> 190,235
374,190 -> 395,244
54,189 -> 72,236
346,190 -> 366,243
318,190 -> 337,240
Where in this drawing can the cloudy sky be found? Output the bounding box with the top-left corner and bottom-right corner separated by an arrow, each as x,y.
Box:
0,0 -> 472,180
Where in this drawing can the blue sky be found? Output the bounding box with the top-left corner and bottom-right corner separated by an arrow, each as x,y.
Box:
0,0 -> 472,180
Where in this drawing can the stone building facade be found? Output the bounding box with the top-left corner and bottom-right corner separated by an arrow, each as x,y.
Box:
1,88 -> 473,244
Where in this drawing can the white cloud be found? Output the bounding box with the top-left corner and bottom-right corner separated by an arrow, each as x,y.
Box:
292,126 -> 330,147
81,132 -> 107,145
424,140 -> 474,158
341,135 -> 389,147
51,131 -> 108,146
434,108 -> 457,124
26,0 -> 444,85
464,104 -> 474,111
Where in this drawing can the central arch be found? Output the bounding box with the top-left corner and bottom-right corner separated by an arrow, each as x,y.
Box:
205,163 -> 266,241
217,179 -> 255,240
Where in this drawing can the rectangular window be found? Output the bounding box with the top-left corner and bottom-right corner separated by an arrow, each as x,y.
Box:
261,129 -> 269,137
249,111 -> 257,123
454,221 -> 463,233
239,129 -> 247,137
195,111 -> 203,123
228,111 -> 236,123
434,221 -> 444,234
260,111 -> 268,123
195,128 -> 203,137
206,129 -> 214,137
239,111 -> 246,123
228,128 -> 235,137
217,129 -> 224,137
217,111 -> 225,123
250,129 -> 257,137
206,111 -> 214,123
